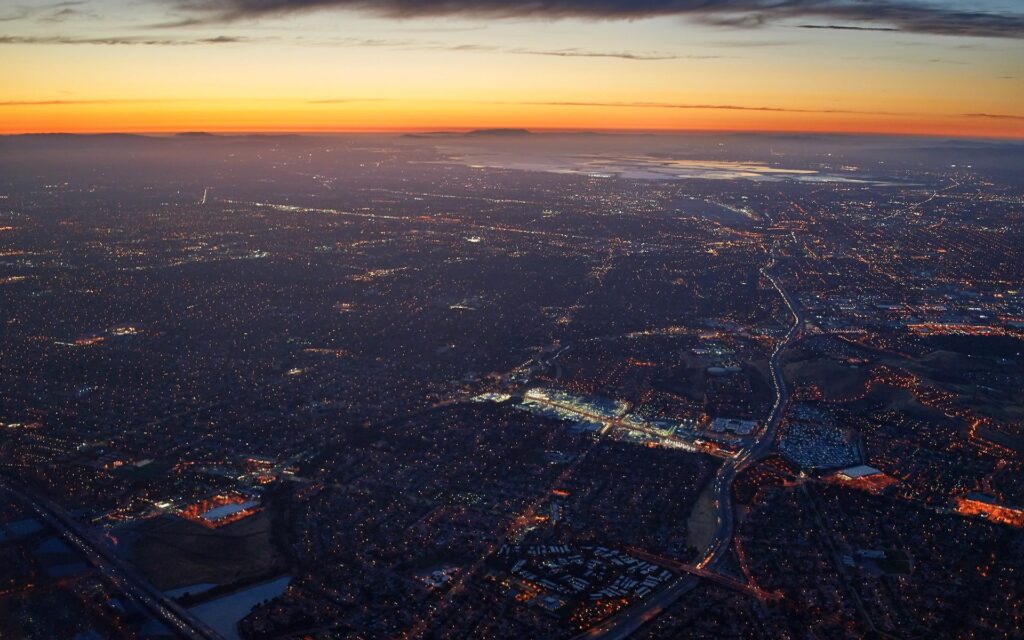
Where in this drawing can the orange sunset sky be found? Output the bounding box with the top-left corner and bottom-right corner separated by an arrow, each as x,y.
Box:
2,0 -> 1023,137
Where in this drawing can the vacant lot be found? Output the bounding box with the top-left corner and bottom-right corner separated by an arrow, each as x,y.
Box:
125,510 -> 283,591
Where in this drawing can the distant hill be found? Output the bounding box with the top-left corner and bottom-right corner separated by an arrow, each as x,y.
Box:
401,128 -> 533,139
464,128 -> 532,136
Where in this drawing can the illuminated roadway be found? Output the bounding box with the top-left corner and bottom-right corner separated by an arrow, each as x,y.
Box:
575,241 -> 803,640
0,478 -> 224,640
696,248 -> 803,570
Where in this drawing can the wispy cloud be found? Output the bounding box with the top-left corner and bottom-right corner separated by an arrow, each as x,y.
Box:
316,37 -> 708,61
0,30 -> 705,60
305,98 -> 386,104
707,39 -> 794,48
6,98 -> 1018,126
425,43 -> 717,60
797,24 -> 900,33
964,112 -> 1024,121
0,98 -> 221,106
170,0 -> 1024,39
508,47 -> 719,60
0,96 -> 908,118
513,100 -> 919,117
0,1 -> 85,23
0,34 -> 251,45
42,7 -> 85,22
0,99 -> 111,106
1,97 -> 377,107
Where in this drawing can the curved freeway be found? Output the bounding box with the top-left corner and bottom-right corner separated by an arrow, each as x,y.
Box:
696,253 -> 803,569
577,245 -> 803,640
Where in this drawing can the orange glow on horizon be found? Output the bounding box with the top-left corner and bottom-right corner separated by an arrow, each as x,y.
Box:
2,100 -> 1021,139
1,3 -> 1020,141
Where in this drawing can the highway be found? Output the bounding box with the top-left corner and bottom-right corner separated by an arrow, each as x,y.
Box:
574,575 -> 702,640
0,478 -> 224,640
577,242 -> 803,639
626,548 -> 780,601
696,250 -> 803,569
2,242 -> 801,640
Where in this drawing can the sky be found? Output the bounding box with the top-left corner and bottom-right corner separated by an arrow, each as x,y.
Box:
2,0 -> 1023,137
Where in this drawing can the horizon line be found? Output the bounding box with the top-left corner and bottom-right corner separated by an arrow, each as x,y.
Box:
3,126 -> 1023,142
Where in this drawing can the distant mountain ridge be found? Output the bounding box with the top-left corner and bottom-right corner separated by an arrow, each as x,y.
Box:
464,128 -> 532,136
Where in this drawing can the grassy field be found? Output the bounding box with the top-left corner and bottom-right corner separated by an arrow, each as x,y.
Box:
686,475 -> 721,554
125,509 -> 284,591
784,357 -> 869,401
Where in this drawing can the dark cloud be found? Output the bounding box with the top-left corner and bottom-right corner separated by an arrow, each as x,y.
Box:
0,34 -> 250,45
797,24 -> 900,32
964,112 -> 1024,120
171,0 -> 1024,39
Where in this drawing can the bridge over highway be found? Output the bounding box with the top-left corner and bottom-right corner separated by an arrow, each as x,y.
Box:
625,547 -> 782,602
